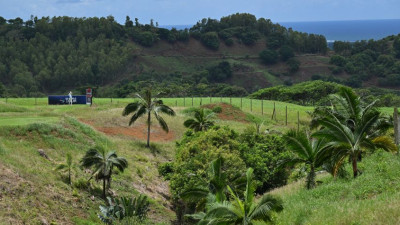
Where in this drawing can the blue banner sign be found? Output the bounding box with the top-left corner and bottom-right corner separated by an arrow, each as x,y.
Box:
48,95 -> 87,105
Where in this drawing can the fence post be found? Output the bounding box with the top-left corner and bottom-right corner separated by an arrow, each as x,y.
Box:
261,100 -> 263,115
271,102 -> 275,120
200,98 -> 202,106
297,111 -> 300,132
285,106 -> 288,126
394,108 -> 400,146
240,98 -> 242,109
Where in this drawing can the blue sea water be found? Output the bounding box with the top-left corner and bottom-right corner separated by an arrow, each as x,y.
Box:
160,19 -> 400,42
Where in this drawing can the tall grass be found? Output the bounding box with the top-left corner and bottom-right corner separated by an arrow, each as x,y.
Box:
272,150 -> 400,225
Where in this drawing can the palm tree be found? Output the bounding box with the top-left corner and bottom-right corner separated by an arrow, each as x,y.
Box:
55,153 -> 73,185
180,157 -> 245,208
187,168 -> 283,225
184,108 -> 215,132
282,130 -> 329,189
81,147 -> 128,198
123,88 -> 175,147
312,87 -> 396,178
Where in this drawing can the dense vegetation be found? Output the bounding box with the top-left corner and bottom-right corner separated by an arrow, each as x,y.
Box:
0,13 -> 328,98
331,35 -> 400,88
251,80 -> 400,107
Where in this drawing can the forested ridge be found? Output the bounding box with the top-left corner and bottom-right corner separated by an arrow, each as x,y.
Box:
0,13 -> 327,97
0,13 -> 400,99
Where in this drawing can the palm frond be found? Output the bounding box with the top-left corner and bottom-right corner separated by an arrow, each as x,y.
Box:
154,112 -> 169,132
180,187 -> 209,201
372,136 -> 398,153
129,105 -> 147,126
157,104 -> 176,116
122,102 -> 140,116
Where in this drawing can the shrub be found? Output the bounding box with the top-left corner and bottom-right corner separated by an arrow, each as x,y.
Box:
137,31 -> 158,47
201,32 -> 220,50
239,130 -> 291,193
212,106 -> 222,113
158,162 -> 174,180
287,58 -> 300,73
279,45 -> 295,61
259,49 -> 278,64
169,127 -> 246,201
330,55 -> 347,67
99,195 -> 150,224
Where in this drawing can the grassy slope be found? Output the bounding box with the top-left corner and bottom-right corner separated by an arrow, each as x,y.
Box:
0,98 -> 396,224
125,38 -> 335,91
271,151 -> 400,225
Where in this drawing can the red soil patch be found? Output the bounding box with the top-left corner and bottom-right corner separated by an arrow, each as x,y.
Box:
79,119 -> 175,142
202,103 -> 249,123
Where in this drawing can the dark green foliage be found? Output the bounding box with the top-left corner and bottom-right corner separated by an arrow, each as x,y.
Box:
212,106 -> 222,113
201,32 -> 220,50
330,55 -> 347,67
331,36 -> 400,88
259,49 -> 279,64
206,61 -> 233,82
167,127 -> 247,220
239,129 -> 291,193
158,162 -> 174,180
80,147 -> 128,198
279,45 -> 295,61
183,108 -> 215,132
186,168 -> 283,225
191,13 -> 326,53
311,87 -> 396,178
137,31 -> 158,47
98,195 -> 150,224
250,80 -> 342,105
287,58 -> 300,73
282,130 -> 330,189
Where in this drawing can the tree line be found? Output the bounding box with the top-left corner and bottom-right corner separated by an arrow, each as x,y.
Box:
0,13 -> 328,97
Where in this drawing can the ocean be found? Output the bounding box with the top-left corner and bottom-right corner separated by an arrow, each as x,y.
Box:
160,19 -> 400,42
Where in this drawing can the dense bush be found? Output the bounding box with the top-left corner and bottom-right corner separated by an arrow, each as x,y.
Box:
250,80 -> 342,105
169,127 -> 246,201
239,129 -> 291,193
207,61 -> 233,82
200,32 -> 220,50
331,36 -> 400,87
259,49 -> 279,64
287,58 -> 301,73
279,45 -> 295,61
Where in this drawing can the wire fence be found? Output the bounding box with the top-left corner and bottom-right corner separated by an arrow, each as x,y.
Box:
1,97 -> 313,130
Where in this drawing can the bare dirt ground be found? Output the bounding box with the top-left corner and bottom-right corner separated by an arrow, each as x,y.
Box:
80,119 -> 176,142
202,102 -> 250,123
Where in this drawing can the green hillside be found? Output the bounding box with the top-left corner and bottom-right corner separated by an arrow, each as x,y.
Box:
0,94 -> 398,224
1,13 -> 399,99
